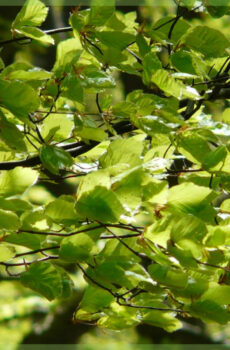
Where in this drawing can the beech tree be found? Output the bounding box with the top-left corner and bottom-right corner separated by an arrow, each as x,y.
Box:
1,0 -> 230,340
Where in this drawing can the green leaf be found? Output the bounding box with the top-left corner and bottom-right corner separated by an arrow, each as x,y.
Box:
75,127 -> 107,142
0,244 -> 15,262
220,198 -> 230,211
45,196 -> 78,224
88,0 -> 115,26
81,68 -> 116,90
76,285 -> 113,314
0,167 -> 38,197
168,243 -> 198,268
207,6 -> 230,17
39,145 -> 73,175
113,167 -> 144,211
167,182 -> 217,221
59,225 -> 102,262
0,80 -> 40,121
8,68 -> 52,81
100,135 -> 145,170
0,209 -> 20,230
142,51 -> 162,85
14,26 -> 54,45
0,198 -> 32,212
174,271 -> 209,298
171,49 -> 208,78
41,113 -> 74,143
203,146 -> 227,171
53,38 -> 82,73
142,310 -> 182,333
97,302 -> 140,330
0,111 -> 27,151
5,232 -> 42,250
76,186 -> 123,223
12,0 -> 53,45
181,25 -> 229,58
61,75 -> 83,103
80,141 -> 109,161
170,213 -> 207,244
143,177 -> 168,204
69,12 -> 87,38
148,264 -> 188,289
76,169 -> 125,221
77,169 -> 111,194
151,16 -> 191,43
205,0 -> 230,17
20,262 -> 63,301
177,131 -> 212,164
179,0 -> 196,8
205,226 -> 227,247
55,266 -> 74,299
151,69 -> 200,100
95,31 -> 135,51
189,300 -> 230,324
201,283 -> 230,305
12,0 -> 48,28
87,259 -> 150,290
136,34 -> 150,57
137,115 -> 175,135
21,210 -> 51,231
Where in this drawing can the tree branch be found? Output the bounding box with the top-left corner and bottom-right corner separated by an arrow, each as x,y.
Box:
0,121 -> 133,171
0,26 -> 73,46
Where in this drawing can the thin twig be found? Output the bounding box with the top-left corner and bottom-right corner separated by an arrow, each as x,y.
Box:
28,114 -> 45,143
163,143 -> 172,159
38,79 -> 63,123
165,167 -> 204,174
96,93 -> 102,114
100,233 -> 141,239
18,224 -> 104,237
196,259 -> 230,272
99,222 -> 142,259
0,120 -> 133,171
153,17 -> 177,31
76,262 -> 118,297
14,246 -> 60,258
0,255 -> 58,267
106,223 -> 143,233
85,37 -> 103,56
126,48 -> 142,64
116,299 -> 185,313
0,26 -> 73,46
168,16 -> 180,39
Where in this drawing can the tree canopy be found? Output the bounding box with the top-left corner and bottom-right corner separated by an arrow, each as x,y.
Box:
1,0 -> 230,340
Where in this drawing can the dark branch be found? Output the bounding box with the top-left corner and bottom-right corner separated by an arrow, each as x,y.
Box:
0,26 -> 73,46
14,246 -> 60,258
0,255 -> 58,267
0,121 -> 133,171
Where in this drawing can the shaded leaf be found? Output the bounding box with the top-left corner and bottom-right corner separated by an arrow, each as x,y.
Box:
39,145 -> 73,175
21,262 -> 62,301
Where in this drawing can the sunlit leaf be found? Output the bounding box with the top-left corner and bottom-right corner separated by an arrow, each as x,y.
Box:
181,25 -> 229,58
151,69 -> 200,100
0,80 -> 40,121
0,167 -> 38,197
12,0 -> 48,28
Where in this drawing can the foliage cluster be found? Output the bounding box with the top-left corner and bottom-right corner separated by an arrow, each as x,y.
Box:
1,0 -> 230,334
